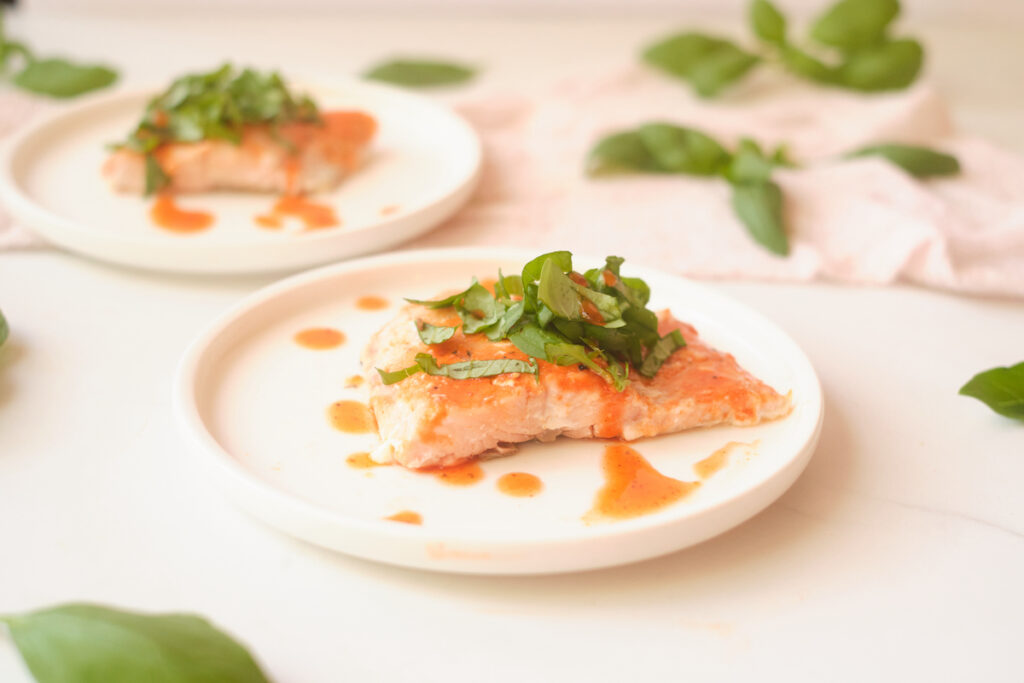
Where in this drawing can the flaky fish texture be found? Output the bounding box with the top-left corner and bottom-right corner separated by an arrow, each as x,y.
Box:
103,111 -> 376,195
362,303 -> 791,469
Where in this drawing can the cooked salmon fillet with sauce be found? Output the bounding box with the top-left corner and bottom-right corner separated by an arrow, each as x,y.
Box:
362,303 -> 791,469
103,111 -> 376,195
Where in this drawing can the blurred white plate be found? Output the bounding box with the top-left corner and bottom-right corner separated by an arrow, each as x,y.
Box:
174,248 -> 823,574
0,82 -> 480,273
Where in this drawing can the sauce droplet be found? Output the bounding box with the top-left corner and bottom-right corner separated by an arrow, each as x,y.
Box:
586,444 -> 699,521
327,400 -> 376,433
385,510 -> 422,525
497,472 -> 543,497
356,295 -> 389,311
380,205 -> 400,216
694,441 -> 753,479
345,375 -> 365,388
257,195 -> 340,231
431,462 -> 484,486
294,327 -> 345,350
346,452 -> 385,469
150,194 -> 214,233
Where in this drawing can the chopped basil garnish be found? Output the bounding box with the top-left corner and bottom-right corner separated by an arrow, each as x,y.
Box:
380,253 -> 687,390
112,64 -> 321,194
416,321 -> 457,345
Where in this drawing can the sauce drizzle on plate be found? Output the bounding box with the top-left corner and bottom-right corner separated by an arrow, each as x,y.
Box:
327,400 -> 376,433
346,452 -> 386,469
431,462 -> 484,486
385,510 -> 422,525
256,195 -> 340,231
150,194 -> 214,233
294,327 -> 345,349
497,472 -> 543,497
587,444 -> 699,521
355,295 -> 390,311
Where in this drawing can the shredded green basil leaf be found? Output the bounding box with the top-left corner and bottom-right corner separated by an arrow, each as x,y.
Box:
414,353 -> 538,380
416,321 -> 457,345
395,253 -> 688,390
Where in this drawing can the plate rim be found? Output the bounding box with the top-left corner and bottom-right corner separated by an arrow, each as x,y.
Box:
173,247 -> 824,559
0,82 -> 482,273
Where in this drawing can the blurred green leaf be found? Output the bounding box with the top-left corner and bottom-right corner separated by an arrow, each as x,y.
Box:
959,363 -> 1024,421
847,143 -> 959,177
810,0 -> 900,52
750,0 -> 787,45
643,32 -> 759,96
364,59 -> 475,87
13,58 -> 116,98
838,38 -> 923,91
637,123 -> 731,175
730,179 -> 789,256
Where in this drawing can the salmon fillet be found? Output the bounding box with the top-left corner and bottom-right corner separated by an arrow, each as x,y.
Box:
362,303 -> 791,469
103,110 -> 376,195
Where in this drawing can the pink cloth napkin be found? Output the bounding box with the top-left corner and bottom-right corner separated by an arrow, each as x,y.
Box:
405,67 -> 1024,298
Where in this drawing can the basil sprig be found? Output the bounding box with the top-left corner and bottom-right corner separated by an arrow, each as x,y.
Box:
587,123 -> 959,256
643,0 -> 923,97
959,363 -> 1024,422
364,58 -> 476,88
0,12 -> 117,98
0,308 -> 8,347
378,253 -> 685,390
1,603 -> 271,683
113,64 -> 321,194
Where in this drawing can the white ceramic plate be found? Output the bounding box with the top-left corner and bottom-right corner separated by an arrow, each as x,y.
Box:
174,248 -> 823,574
0,83 -> 480,273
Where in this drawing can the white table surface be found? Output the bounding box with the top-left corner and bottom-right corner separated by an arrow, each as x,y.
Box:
2,8 -> 1023,682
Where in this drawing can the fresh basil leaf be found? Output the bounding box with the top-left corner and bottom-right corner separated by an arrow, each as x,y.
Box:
586,131 -> 664,176
810,0 -> 900,52
686,43 -> 760,97
486,300 -> 525,341
639,329 -> 687,378
144,155 -> 170,195
619,277 -> 652,306
457,283 -> 505,334
377,364 -> 422,385
726,138 -> 776,184
847,143 -> 960,177
604,255 -> 625,277
643,33 -> 758,97
637,123 -> 731,175
537,258 -> 582,320
959,363 -> 1024,421
405,284 -> 473,309
750,0 -> 787,46
414,353 -> 537,380
0,308 -> 8,347
522,251 -> 573,285
568,280 -> 622,323
731,179 -> 790,256
838,39 -> 923,92
416,321 -> 457,345
0,603 -> 270,683
545,342 -> 616,386
13,58 -> 117,98
364,59 -> 475,87
779,44 -> 839,84
507,322 -> 563,360
494,270 -> 524,300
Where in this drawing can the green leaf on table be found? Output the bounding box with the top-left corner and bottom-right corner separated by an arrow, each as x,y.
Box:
585,131 -> 664,176
0,603 -> 270,683
959,363 -> 1024,421
810,0 -> 901,52
363,59 -> 475,87
847,143 -> 959,177
0,308 -> 8,346
415,321 -> 457,345
750,0 -> 788,46
779,44 -> 839,84
726,138 -> 777,183
730,179 -> 790,256
637,123 -> 731,175
837,38 -> 923,91
13,58 -> 117,98
642,32 -> 759,97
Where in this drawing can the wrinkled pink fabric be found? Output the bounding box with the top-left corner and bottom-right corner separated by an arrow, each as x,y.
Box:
404,68 -> 1024,298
